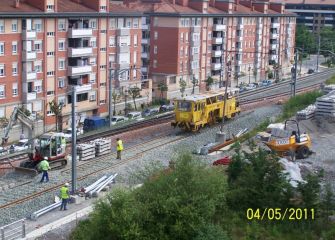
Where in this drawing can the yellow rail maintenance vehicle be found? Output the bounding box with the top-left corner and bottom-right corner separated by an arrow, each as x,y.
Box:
171,88 -> 241,131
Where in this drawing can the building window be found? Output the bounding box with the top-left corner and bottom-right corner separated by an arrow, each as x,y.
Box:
47,52 -> 55,56
185,33 -> 189,42
154,45 -> 157,54
58,59 -> 66,70
90,38 -> 97,47
46,5 -> 54,12
180,47 -> 183,56
133,18 -> 139,28
47,91 -> 54,96
0,64 -> 5,76
90,57 -> 96,66
134,34 -> 138,46
100,65 -> 106,70
77,93 -> 88,102
0,42 -> 4,56
133,69 -> 137,79
89,92 -> 96,101
180,32 -> 184,42
153,60 -> 157,68
133,51 -> 137,64
208,32 -> 212,40
0,85 -> 5,99
12,83 -> 18,96
126,18 -> 131,28
47,32 -> 55,36
12,63 -> 18,76
34,61 -> 42,73
0,20 -> 4,33
34,41 -> 42,52
100,47 -> 106,52
12,20 -> 18,32
58,40 -> 66,51
34,19 -> 42,32
110,19 -> 116,29
109,36 -> 115,47
47,71 -> 55,76
100,30 -> 107,34
12,42 -> 17,54
89,19 -> 97,29
58,96 -> 66,106
58,19 -> 66,31
154,31 -> 158,40
58,78 -> 65,88
180,62 -> 183,72
185,47 -> 188,56
34,80 -> 42,93
99,6 -> 107,12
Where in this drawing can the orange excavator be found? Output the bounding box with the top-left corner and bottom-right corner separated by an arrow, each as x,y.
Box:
265,120 -> 312,159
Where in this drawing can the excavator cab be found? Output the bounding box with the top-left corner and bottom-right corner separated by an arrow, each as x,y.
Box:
265,120 -> 312,159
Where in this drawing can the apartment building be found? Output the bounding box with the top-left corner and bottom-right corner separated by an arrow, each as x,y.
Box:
0,0 -> 150,131
130,0 -> 296,100
279,0 -> 335,34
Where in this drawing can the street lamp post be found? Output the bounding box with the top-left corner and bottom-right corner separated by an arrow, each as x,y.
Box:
248,65 -> 251,84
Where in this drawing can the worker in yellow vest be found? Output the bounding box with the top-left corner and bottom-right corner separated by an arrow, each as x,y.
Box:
60,183 -> 70,211
39,157 -> 51,183
116,138 -> 123,160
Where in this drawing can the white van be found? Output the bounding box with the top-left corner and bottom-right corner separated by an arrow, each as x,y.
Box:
127,112 -> 143,120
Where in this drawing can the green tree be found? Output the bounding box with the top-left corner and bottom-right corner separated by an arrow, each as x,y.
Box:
205,76 -> 214,91
179,78 -> 187,97
295,24 -> 316,53
111,91 -> 119,116
158,82 -> 168,100
297,174 -> 321,209
191,77 -> 198,94
128,86 -> 141,111
320,27 -> 335,57
71,154 -> 228,240
48,99 -> 63,132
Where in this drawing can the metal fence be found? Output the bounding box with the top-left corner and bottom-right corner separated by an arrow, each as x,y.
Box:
0,219 -> 25,240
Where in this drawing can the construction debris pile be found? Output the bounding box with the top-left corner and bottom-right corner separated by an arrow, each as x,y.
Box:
315,91 -> 335,120
77,138 -> 112,161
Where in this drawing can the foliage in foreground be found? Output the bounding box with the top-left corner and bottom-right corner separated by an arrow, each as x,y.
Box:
71,151 -> 335,240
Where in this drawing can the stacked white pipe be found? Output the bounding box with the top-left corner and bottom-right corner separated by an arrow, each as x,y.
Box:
323,85 -> 335,94
85,173 -> 118,198
92,138 -> 112,157
315,90 -> 335,119
296,104 -> 316,120
77,143 -> 96,161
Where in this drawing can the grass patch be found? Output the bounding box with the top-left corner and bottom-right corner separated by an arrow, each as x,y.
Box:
280,90 -> 322,120
325,75 -> 335,85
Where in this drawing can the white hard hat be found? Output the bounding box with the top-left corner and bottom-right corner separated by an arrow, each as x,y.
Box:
65,183 -> 69,187
44,157 -> 48,160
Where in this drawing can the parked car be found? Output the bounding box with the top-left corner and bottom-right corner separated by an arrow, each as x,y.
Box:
111,116 -> 128,125
252,82 -> 260,88
159,104 -> 175,112
261,80 -> 272,87
63,128 -> 83,142
245,83 -> 257,91
83,116 -> 107,132
142,107 -> 160,117
239,86 -> 246,93
307,69 -> 315,74
13,139 -> 30,152
127,112 -> 143,120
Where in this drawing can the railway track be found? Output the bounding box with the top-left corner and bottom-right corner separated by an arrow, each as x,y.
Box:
0,131 -> 188,210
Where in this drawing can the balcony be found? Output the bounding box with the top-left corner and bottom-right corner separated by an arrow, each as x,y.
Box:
237,24 -> 244,30
24,72 -> 37,81
117,45 -> 130,53
27,92 -> 37,101
117,28 -> 130,36
212,50 -> 222,57
270,33 -> 279,39
271,22 -> 280,28
68,47 -> 93,57
23,51 -> 37,61
142,38 -> 149,44
68,65 -> 92,76
68,28 -> 93,38
70,83 -> 92,93
141,52 -> 149,58
191,26 -> 201,33
211,63 -> 221,70
22,30 -> 36,40
212,37 -> 223,45
141,66 -> 148,73
213,24 -> 226,31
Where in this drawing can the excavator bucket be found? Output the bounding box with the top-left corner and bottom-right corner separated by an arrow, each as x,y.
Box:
13,166 -> 38,177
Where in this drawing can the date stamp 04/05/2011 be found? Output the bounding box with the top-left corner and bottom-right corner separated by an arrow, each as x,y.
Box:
246,208 -> 315,221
